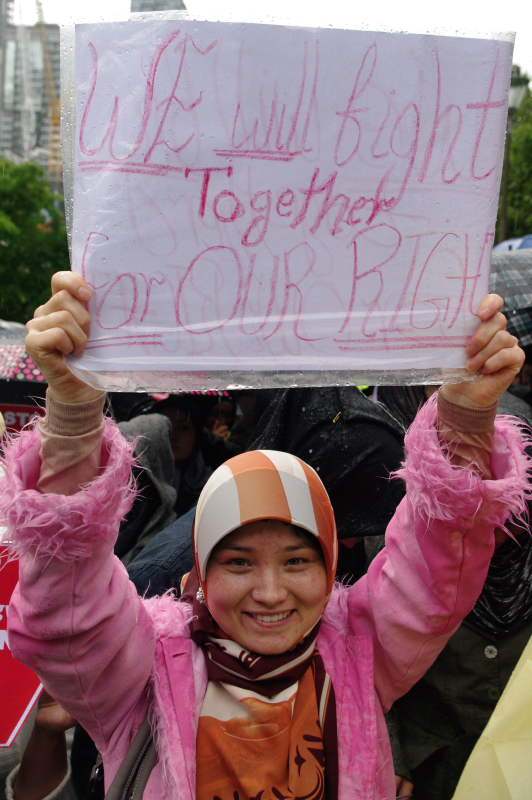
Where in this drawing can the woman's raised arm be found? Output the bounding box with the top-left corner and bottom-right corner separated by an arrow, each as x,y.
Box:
3,273 -> 155,752
347,295 -> 528,711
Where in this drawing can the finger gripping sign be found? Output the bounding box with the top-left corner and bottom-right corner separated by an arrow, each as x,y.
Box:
67,17 -> 513,390
0,547 -> 41,747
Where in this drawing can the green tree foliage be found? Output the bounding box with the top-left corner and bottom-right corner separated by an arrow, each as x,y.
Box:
508,79 -> 532,238
0,158 -> 69,323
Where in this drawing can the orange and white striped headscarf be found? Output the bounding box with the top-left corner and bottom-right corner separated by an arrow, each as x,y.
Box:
194,449 -> 338,592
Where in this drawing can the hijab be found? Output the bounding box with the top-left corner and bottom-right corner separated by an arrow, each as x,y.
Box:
182,449 -> 339,799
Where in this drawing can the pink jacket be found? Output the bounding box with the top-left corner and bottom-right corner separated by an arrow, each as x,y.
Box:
2,398 -> 530,800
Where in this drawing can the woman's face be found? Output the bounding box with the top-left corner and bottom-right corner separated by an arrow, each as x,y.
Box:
205,520 -> 328,655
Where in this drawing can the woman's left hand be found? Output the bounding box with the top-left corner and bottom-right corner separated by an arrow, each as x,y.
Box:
440,294 -> 525,409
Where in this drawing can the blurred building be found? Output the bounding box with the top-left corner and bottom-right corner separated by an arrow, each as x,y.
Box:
0,1 -> 186,190
0,0 -> 14,27
0,14 -> 62,189
131,0 -> 185,10
0,0 -> 15,122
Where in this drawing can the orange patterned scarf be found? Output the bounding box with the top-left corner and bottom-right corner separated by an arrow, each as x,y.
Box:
184,580 -> 338,800
197,658 -> 333,799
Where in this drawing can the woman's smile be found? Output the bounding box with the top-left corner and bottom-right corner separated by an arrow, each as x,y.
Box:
242,609 -> 296,628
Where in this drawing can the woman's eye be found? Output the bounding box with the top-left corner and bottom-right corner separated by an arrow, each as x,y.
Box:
227,558 -> 251,567
286,557 -> 308,566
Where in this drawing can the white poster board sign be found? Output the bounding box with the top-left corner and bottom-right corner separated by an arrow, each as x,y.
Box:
70,18 -> 513,389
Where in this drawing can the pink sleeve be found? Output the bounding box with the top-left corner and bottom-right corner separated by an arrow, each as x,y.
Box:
347,392 -> 530,711
2,419 -> 154,751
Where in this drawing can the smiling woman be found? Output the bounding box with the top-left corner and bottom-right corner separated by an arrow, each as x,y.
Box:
180,452 -> 338,799
188,449 -> 334,656
184,450 -> 337,798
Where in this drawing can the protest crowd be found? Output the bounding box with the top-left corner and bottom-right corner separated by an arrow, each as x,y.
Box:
0,268 -> 529,800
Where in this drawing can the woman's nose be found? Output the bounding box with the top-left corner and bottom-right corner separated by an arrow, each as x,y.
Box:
250,570 -> 289,606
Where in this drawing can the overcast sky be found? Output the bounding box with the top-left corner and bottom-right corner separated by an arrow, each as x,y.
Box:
14,0 -> 532,76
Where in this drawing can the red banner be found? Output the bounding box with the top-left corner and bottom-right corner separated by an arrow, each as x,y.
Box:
0,546 -> 41,747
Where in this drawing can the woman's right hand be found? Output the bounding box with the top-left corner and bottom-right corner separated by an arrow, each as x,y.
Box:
26,271 -> 102,404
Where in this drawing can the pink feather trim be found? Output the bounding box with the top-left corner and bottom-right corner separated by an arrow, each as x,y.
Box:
143,592 -> 194,637
395,393 -> 531,531
0,419 -> 136,561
